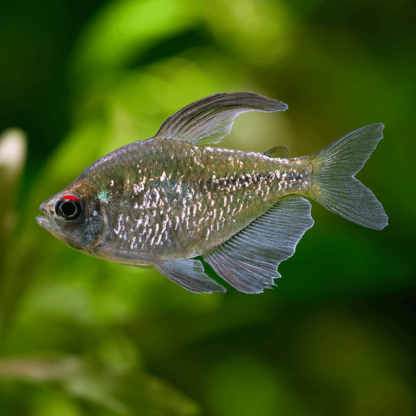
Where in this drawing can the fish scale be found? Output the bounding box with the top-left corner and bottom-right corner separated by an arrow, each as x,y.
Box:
82,139 -> 311,262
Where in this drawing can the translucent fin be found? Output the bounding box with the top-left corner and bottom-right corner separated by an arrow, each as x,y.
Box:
155,258 -> 226,294
153,92 -> 288,146
264,145 -> 289,159
204,198 -> 314,294
309,123 -> 388,230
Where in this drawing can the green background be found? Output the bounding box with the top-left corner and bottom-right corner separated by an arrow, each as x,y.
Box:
1,0 -> 415,414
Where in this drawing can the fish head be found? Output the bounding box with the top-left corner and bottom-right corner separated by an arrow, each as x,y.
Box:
36,179 -> 108,251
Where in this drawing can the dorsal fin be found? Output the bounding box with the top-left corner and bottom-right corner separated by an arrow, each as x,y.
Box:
153,92 -> 288,146
264,145 -> 290,159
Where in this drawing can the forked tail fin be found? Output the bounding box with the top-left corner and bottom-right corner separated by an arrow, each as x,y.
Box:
308,123 -> 388,230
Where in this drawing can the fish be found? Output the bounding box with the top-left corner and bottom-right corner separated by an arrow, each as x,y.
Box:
36,92 -> 388,294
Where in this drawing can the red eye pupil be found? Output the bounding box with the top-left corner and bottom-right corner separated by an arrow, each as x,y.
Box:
62,195 -> 80,202
56,195 -> 82,221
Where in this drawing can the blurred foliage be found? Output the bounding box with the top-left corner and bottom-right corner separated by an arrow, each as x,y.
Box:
1,0 -> 416,414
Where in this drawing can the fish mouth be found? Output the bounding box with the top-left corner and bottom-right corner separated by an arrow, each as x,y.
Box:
36,202 -> 51,230
39,201 -> 48,213
36,215 -> 47,228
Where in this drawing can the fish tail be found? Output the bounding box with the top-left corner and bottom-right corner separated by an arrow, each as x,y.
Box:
307,123 -> 388,230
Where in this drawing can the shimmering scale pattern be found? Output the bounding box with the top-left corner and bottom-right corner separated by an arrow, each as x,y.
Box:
81,139 -> 313,261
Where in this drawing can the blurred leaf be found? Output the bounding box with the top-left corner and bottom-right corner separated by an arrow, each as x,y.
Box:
0,356 -> 199,415
0,128 -> 27,247
204,0 -> 293,65
71,0 -> 202,88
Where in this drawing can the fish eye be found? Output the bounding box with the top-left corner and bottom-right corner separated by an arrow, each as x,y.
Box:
56,195 -> 82,221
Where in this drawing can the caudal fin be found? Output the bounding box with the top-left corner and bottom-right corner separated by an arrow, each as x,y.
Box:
309,123 -> 388,230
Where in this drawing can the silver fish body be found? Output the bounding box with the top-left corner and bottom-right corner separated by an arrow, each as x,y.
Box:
37,92 -> 387,294
84,139 -> 311,263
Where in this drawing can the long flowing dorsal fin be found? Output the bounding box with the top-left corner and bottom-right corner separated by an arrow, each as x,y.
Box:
204,197 -> 314,294
264,145 -> 290,159
153,92 -> 288,146
155,258 -> 226,294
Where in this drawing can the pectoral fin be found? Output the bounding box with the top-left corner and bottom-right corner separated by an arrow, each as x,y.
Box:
155,258 -> 226,294
264,145 -> 289,159
153,92 -> 288,146
204,197 -> 314,294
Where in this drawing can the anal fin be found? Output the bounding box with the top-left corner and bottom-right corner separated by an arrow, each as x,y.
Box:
155,259 -> 226,294
204,197 -> 314,294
